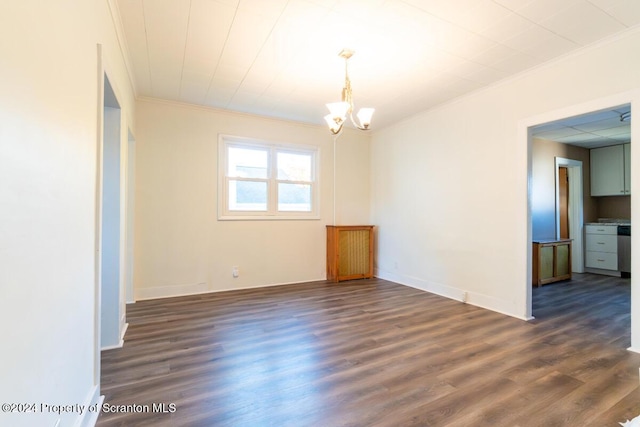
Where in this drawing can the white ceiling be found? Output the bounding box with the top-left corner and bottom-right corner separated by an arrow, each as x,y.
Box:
114,0 -> 640,130
531,105 -> 631,148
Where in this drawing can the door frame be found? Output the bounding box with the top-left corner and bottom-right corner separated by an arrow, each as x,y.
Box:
555,157 -> 584,273
520,89 -> 639,353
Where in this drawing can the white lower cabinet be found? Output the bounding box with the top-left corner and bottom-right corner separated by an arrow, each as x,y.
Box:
585,225 -> 618,271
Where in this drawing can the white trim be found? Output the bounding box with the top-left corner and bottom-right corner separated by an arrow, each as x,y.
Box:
555,157 -> 584,273
374,268 -> 531,321
217,134 -> 320,220
93,43 -> 104,390
135,277 -> 326,301
135,281 -> 210,300
72,385 -> 103,427
627,346 -> 640,354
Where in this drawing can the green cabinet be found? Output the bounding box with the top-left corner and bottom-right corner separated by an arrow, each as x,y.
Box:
532,239 -> 572,287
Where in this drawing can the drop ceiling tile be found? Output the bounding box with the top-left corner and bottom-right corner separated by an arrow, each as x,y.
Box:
560,110 -> 619,126
610,134 -> 632,142
426,49 -> 469,73
589,0 -> 640,27
480,12 -> 533,43
508,30 -> 578,61
592,126 -> 631,138
501,25 -> 576,58
534,127 -> 584,139
516,0 -> 580,22
447,59 -> 488,79
540,2 -> 626,45
330,0 -> 387,21
400,0 -> 483,23
572,117 -> 627,132
451,0 -> 513,34
463,66 -> 509,85
569,140 -> 607,148
531,122 -> 565,134
492,0 -> 534,11
431,21 -> 475,51
555,133 -> 604,143
491,51 -> 538,74
446,77 -> 484,96
447,34 -> 500,60
471,43 -> 520,67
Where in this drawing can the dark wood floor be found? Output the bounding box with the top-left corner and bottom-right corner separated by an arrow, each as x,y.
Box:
98,274 -> 640,427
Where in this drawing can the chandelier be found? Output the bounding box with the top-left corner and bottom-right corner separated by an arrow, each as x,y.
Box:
324,49 -> 375,135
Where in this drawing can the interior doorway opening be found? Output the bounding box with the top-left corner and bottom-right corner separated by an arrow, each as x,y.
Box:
554,157 -> 584,273
100,74 -> 125,350
527,102 -> 632,347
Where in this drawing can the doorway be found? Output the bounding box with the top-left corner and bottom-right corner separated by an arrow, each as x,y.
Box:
554,157 -> 584,273
100,74 -> 125,350
559,167 -> 569,239
526,100 -> 634,348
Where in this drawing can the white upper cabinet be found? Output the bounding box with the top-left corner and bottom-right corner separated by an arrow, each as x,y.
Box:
624,143 -> 631,194
590,144 -> 630,196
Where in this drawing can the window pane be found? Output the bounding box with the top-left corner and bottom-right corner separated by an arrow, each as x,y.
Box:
277,152 -> 311,181
278,183 -> 311,212
229,180 -> 267,211
228,146 -> 268,178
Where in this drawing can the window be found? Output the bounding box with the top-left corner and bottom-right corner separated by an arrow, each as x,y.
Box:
218,135 -> 319,220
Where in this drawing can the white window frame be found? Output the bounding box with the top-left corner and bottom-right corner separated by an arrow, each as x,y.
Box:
218,135 -> 320,220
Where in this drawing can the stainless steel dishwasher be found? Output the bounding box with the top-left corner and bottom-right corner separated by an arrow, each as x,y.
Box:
618,225 -> 631,277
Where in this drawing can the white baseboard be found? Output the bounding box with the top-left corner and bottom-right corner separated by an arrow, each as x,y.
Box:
73,386 -> 103,427
584,267 -> 621,277
134,277 -> 326,301
374,268 -> 527,321
135,281 -> 210,300
101,324 -> 126,351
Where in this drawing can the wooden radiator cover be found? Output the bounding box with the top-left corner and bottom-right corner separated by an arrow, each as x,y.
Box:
326,225 -> 374,282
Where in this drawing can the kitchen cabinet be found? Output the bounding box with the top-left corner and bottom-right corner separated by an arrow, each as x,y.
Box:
624,143 -> 631,194
585,224 -> 618,271
326,225 -> 374,282
590,144 -> 630,196
532,239 -> 572,287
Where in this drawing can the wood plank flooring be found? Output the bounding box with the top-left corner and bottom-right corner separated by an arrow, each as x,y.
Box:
98,274 -> 640,427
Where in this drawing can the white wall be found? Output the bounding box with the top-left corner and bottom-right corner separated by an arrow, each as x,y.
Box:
531,137 -> 595,241
0,1 -> 135,426
371,27 -> 640,335
134,99 -> 371,299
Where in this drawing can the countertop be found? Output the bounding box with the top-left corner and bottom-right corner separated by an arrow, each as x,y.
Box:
585,218 -> 630,226
532,238 -> 572,244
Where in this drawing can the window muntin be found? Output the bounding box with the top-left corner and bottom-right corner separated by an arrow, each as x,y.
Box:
219,136 -> 319,220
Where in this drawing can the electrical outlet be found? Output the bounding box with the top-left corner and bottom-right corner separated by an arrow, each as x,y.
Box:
232,266 -> 239,278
